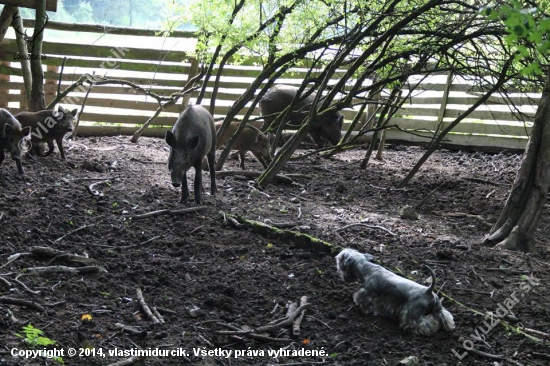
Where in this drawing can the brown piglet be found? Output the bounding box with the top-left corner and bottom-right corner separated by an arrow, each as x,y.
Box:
15,106 -> 78,160
216,122 -> 273,169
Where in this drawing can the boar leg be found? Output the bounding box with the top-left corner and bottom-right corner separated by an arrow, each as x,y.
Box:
15,159 -> 24,174
0,149 -> 4,166
238,150 -> 247,170
180,170 -> 189,203
43,138 -> 55,156
254,152 -> 269,169
308,131 -> 325,148
192,161 -> 203,205
55,137 -> 66,160
206,149 -> 216,197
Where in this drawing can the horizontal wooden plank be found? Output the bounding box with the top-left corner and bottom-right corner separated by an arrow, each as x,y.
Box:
1,39 -> 191,63
1,0 -> 57,11
22,19 -> 195,38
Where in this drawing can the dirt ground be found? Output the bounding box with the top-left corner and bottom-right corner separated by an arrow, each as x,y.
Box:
1,136 -> 549,366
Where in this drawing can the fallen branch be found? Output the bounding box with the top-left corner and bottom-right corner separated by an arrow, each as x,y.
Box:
216,323 -> 294,343
0,297 -> 45,312
25,265 -> 106,274
54,221 -> 103,243
130,206 -> 207,220
136,288 -> 160,324
335,223 -> 397,236
114,323 -> 147,337
216,170 -> 297,185
224,213 -> 339,255
31,246 -> 98,266
432,211 -> 493,228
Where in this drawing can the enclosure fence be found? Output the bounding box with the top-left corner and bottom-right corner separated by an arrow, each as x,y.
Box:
0,20 -> 541,152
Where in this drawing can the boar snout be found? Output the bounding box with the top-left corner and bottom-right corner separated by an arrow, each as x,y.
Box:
172,182 -> 181,188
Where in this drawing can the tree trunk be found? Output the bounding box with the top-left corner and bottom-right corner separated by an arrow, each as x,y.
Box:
29,0 -> 47,111
482,68 -> 550,253
0,5 -> 15,44
12,7 -> 32,108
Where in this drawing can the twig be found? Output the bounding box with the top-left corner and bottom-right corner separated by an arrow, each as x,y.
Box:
136,288 -> 160,324
73,81 -> 93,138
462,177 -> 504,186
197,334 -> 214,348
12,277 -> 40,295
56,57 -> 66,98
471,267 -> 489,287
151,307 -> 165,324
54,221 -> 103,242
0,296 -> 45,312
1,252 -> 31,269
106,356 -> 146,366
0,276 -> 12,288
131,207 -> 207,220
25,266 -> 106,274
416,182 -> 445,209
466,348 -> 504,360
335,223 -> 397,236
521,327 -> 550,338
87,180 -> 111,197
293,296 -> 307,335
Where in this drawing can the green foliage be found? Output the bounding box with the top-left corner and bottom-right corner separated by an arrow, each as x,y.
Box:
15,324 -> 64,364
16,324 -> 57,347
482,1 -> 550,75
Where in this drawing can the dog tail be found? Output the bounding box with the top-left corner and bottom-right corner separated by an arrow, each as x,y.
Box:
423,265 -> 436,294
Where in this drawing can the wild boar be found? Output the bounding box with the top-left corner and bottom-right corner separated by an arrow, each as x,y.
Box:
216,122 -> 272,169
259,84 -> 344,147
15,106 -> 78,160
0,108 -> 31,174
165,105 -> 216,205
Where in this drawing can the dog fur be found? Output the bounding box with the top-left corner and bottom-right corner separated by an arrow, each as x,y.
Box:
336,248 -> 455,335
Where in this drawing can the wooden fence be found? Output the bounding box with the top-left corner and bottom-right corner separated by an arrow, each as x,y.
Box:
0,20 -> 541,151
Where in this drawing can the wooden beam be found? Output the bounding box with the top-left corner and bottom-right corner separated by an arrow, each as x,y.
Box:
0,0 -> 57,12
0,4 -> 15,44
21,18 -> 194,38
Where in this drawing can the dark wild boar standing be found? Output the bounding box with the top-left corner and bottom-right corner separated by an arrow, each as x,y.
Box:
216,122 -> 272,169
15,106 -> 77,160
259,84 -> 343,147
0,108 -> 31,174
166,105 -> 216,205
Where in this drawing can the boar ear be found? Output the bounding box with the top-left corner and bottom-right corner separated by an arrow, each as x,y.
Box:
267,133 -> 274,146
71,109 -> 78,116
336,114 -> 344,126
189,135 -> 200,149
21,126 -> 31,137
165,130 -> 175,147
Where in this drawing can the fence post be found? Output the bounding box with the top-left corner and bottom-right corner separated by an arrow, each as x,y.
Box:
0,61 -> 9,108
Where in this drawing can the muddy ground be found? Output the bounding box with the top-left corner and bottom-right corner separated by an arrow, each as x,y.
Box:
0,136 -> 549,366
